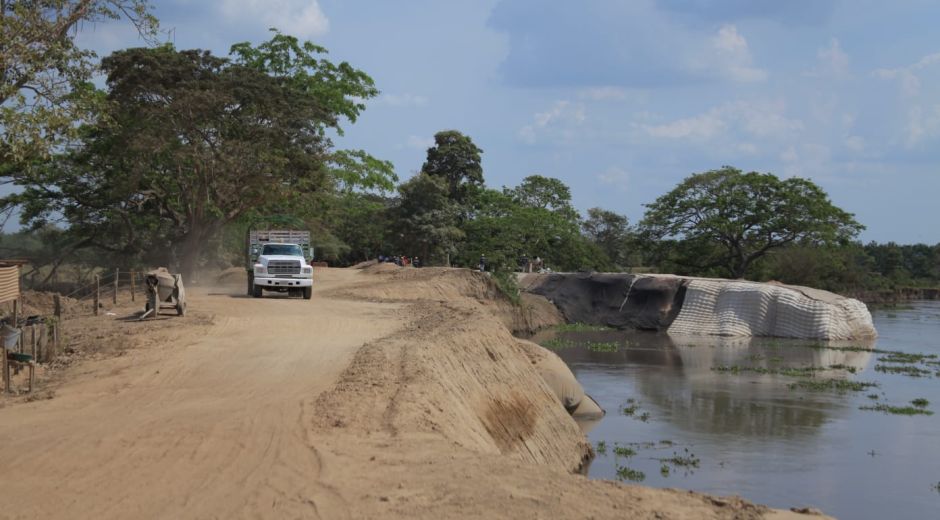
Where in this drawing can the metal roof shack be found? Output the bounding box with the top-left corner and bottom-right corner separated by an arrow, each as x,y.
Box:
0,259 -> 27,306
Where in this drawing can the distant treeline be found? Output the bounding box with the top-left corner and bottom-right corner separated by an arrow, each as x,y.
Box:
1,11 -> 935,299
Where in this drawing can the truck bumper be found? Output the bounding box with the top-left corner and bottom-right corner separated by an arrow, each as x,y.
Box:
254,277 -> 313,288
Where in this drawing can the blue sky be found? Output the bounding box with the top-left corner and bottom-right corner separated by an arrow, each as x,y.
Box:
75,0 -> 940,243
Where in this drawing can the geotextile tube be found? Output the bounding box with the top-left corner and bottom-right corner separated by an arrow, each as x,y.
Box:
521,272 -> 877,341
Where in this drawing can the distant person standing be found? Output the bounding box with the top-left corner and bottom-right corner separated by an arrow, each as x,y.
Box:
479,254 -> 486,272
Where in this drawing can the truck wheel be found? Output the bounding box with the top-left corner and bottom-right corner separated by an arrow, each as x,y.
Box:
302,286 -> 312,300
252,284 -> 263,298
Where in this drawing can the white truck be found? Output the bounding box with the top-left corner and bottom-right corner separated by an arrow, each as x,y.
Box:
246,229 -> 314,299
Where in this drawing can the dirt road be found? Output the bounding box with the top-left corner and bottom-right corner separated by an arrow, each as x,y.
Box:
0,269 -> 401,518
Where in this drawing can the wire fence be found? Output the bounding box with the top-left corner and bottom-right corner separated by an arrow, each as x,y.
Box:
3,269 -> 151,394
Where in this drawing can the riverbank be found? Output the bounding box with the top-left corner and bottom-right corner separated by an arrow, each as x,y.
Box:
0,266 -> 827,519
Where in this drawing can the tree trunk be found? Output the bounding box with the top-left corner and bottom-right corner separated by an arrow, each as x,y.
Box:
178,226 -> 208,283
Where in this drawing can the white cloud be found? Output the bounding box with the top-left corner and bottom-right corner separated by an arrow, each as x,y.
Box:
874,52 -> 940,97
405,135 -> 434,150
844,135 -> 865,152
806,38 -> 849,78
597,167 -> 630,192
519,100 -> 586,144
219,0 -> 329,39
642,100 -> 802,141
375,93 -> 429,107
905,104 -> 940,147
706,25 -> 767,83
643,108 -> 727,139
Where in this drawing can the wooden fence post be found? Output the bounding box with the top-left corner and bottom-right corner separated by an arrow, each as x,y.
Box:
94,275 -> 100,316
113,268 -> 119,305
53,294 -> 61,362
30,325 -> 36,361
130,271 -> 136,302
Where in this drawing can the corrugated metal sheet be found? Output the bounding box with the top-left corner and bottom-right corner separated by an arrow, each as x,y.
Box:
0,266 -> 20,304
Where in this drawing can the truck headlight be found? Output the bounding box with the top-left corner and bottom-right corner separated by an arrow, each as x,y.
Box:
254,265 -> 265,275
302,267 -> 312,274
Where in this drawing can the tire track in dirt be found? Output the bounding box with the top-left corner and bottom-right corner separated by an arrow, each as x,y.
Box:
0,269 -> 400,519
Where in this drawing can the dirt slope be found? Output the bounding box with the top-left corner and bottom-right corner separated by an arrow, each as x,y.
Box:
0,268 -> 827,519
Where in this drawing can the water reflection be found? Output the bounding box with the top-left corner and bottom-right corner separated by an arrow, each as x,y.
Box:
534,329 -> 874,438
532,303 -> 940,520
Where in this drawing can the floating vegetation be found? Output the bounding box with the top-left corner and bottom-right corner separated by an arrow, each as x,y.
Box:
659,440 -> 674,447
712,365 -> 853,377
867,394 -> 880,400
911,398 -> 930,408
659,449 -> 701,469
555,322 -> 612,332
612,445 -> 637,458
585,341 -> 619,353
933,482 -> 940,494
619,399 -> 651,421
859,403 -> 933,416
615,465 -> 646,482
874,364 -> 933,377
595,440 -> 607,455
828,363 -> 859,374
620,398 -> 639,416
541,337 -> 577,350
788,379 -> 878,393
660,464 -> 670,477
878,352 -> 938,364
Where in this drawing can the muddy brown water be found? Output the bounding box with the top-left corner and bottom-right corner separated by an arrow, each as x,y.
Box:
532,301 -> 940,520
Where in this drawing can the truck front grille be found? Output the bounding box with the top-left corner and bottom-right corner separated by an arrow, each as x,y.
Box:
267,260 -> 301,275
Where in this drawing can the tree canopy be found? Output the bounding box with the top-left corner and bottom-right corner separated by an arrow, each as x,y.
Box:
420,130 -> 483,203
4,33 -> 394,279
1,0 -> 157,164
639,166 -> 863,278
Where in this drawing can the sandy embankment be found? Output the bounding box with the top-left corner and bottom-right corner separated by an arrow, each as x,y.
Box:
0,266 -> 826,519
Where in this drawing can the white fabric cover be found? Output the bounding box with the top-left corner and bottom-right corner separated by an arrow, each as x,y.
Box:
667,280 -> 876,340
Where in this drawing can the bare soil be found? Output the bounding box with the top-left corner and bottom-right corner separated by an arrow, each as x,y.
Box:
0,267 -> 828,519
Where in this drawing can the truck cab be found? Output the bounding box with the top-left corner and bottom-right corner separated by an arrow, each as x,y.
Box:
247,230 -> 314,299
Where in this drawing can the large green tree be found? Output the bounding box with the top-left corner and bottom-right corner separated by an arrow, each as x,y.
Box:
5,33 -> 394,279
582,207 -> 632,269
1,0 -> 157,163
420,130 -> 483,203
392,173 -> 463,265
640,166 -> 863,278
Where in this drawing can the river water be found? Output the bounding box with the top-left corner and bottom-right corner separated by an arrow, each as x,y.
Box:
532,301 -> 940,520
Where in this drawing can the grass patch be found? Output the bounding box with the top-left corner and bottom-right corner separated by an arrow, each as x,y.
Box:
595,440 -> 607,455
788,379 -> 878,393
713,365 -> 854,377
612,445 -> 637,458
555,322 -> 612,332
660,464 -> 670,477
874,364 -> 933,377
859,403 -> 934,416
659,450 -> 701,468
615,465 -> 646,483
866,393 -> 880,400
878,352 -> 938,364
911,398 -> 930,408
541,337 -> 576,350
585,341 -> 619,352
492,270 -> 521,305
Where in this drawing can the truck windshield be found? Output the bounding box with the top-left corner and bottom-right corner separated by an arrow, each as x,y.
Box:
261,244 -> 304,257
